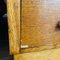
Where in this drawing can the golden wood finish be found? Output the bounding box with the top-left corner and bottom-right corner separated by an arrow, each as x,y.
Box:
21,0 -> 60,52
7,0 -> 20,55
14,48 -> 60,60
7,0 -> 60,55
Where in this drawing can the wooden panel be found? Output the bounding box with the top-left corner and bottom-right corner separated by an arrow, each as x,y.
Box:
14,48 -> 60,60
7,0 -> 20,55
21,0 -> 60,50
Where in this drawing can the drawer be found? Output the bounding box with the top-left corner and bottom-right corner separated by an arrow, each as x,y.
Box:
21,0 -> 60,53
7,0 -> 60,55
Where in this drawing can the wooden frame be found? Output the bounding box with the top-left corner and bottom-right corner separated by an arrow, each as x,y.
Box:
7,0 -> 20,55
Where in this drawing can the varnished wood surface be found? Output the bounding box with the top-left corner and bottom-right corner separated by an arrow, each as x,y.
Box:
7,0 -> 60,55
7,0 -> 20,55
14,48 -> 60,60
21,0 -> 60,51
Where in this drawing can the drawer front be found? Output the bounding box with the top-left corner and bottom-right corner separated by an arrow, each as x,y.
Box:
8,0 -> 60,54
21,0 -> 60,52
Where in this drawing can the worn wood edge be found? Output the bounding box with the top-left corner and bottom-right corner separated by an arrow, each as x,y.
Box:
7,0 -> 20,55
14,48 -> 60,60
21,45 -> 60,53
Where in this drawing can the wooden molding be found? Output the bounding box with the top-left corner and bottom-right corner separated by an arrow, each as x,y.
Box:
7,0 -> 20,55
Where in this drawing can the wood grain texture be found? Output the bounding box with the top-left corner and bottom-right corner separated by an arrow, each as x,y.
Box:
7,0 -> 20,55
7,0 -> 60,55
21,0 -> 60,51
14,48 -> 60,60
